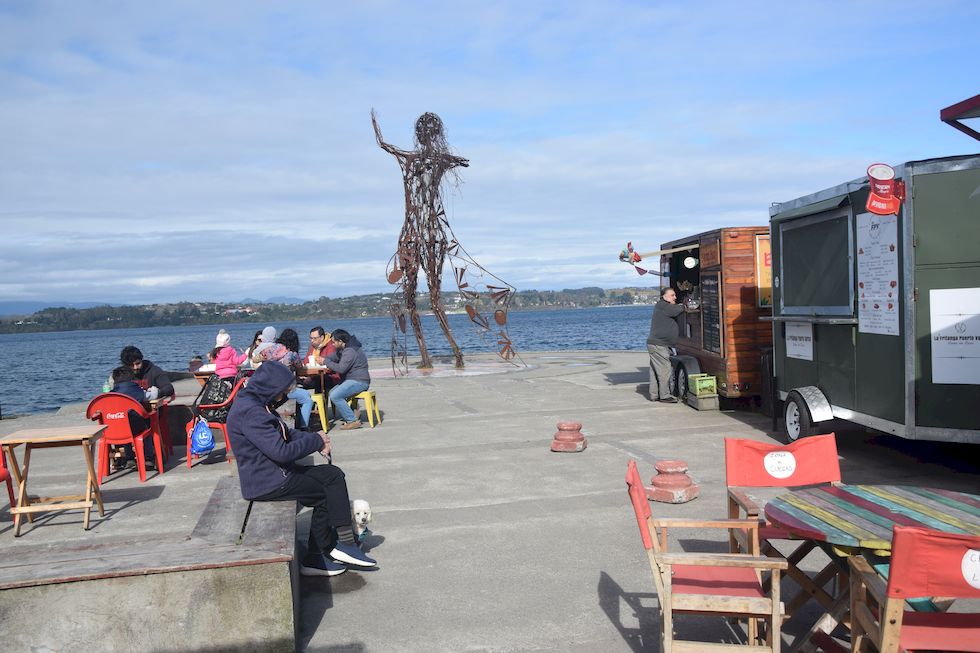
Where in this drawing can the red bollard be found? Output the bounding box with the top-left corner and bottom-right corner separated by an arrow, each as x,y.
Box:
551,421 -> 588,453
645,460 -> 699,503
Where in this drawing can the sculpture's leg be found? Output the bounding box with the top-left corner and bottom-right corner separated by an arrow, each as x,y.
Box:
428,274 -> 464,369
403,264 -> 432,369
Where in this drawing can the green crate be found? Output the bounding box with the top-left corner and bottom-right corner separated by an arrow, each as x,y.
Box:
688,374 -> 717,397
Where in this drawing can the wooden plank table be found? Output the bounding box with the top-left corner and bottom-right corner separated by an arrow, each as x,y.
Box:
1,425 -> 107,537
765,484 -> 980,652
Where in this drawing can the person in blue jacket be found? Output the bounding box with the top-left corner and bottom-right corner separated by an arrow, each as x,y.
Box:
227,360 -> 376,577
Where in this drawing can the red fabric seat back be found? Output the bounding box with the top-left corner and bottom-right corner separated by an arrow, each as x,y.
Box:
85,393 -> 151,444
626,459 -> 654,551
724,434 -> 840,488
887,525 -> 980,600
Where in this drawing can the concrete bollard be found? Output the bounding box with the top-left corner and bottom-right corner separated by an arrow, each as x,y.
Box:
645,459 -> 699,503
550,420 -> 588,453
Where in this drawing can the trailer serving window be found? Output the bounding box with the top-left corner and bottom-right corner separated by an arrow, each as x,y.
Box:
778,209 -> 853,315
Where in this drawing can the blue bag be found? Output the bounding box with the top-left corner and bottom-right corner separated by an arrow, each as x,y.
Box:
190,417 -> 215,456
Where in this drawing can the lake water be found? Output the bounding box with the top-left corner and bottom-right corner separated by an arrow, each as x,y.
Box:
0,305 -> 653,416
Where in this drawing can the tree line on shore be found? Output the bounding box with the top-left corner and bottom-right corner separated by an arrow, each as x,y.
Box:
0,287 -> 657,334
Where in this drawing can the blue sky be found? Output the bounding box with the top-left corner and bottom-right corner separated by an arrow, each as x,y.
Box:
1,1 -> 978,304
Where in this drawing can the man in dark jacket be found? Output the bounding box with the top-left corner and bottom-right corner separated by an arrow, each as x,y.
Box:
227,361 -> 377,577
647,287 -> 685,403
322,329 -> 371,430
120,345 -> 175,400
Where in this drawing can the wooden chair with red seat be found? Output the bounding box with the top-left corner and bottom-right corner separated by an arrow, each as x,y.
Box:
849,525 -> 980,653
626,459 -> 786,652
725,433 -> 842,618
184,376 -> 247,468
86,393 -> 166,484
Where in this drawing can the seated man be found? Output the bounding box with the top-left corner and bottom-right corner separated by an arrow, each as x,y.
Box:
120,345 -> 175,401
301,326 -> 341,394
226,361 -> 377,577
322,329 -> 371,431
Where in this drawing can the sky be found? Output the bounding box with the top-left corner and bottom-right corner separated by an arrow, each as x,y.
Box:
1,1 -> 978,305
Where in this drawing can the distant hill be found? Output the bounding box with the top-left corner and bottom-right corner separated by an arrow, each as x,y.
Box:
0,300 -> 115,317
240,296 -> 308,305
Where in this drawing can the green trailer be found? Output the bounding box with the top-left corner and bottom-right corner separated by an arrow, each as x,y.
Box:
769,154 -> 980,444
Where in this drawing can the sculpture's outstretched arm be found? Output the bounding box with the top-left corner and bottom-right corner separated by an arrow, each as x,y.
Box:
371,109 -> 408,157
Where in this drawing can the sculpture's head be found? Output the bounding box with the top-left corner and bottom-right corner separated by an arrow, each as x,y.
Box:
414,112 -> 449,153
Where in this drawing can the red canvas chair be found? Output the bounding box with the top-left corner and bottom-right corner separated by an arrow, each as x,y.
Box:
725,434 -> 841,617
626,459 -> 786,652
850,526 -> 980,652
86,393 -> 166,484
184,376 -> 247,468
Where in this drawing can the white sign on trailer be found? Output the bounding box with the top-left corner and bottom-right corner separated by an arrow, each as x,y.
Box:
785,322 -> 814,361
930,287 -> 980,385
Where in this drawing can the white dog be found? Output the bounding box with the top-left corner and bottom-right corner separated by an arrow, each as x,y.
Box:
351,499 -> 372,539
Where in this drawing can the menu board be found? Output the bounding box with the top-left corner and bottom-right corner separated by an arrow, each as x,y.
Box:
701,273 -> 722,354
856,212 -> 900,336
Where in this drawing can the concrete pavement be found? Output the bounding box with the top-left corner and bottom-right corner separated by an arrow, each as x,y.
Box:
1,350 -> 977,652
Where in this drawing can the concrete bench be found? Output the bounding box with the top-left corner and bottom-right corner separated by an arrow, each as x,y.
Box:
0,475 -> 298,652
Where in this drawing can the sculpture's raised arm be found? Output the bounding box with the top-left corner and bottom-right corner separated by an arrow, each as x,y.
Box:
371,109 -> 408,157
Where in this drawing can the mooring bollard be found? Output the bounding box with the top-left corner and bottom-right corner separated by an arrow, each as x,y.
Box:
645,459 -> 699,503
550,420 -> 587,452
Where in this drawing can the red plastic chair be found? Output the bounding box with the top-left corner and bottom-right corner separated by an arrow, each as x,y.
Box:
155,394 -> 175,456
850,526 -> 980,652
185,376 -> 247,468
86,393 -> 166,484
724,433 -> 842,618
626,459 -> 786,650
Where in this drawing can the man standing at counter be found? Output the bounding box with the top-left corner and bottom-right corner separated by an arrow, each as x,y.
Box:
647,287 -> 685,403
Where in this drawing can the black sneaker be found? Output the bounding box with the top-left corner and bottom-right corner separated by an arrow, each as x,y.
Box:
300,554 -> 348,577
659,396 -> 679,403
328,541 -> 377,567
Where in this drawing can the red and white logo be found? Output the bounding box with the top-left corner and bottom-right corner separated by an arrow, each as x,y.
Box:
866,163 -> 905,215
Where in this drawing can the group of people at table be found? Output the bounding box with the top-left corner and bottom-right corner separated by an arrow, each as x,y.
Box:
98,326 -> 377,577
205,324 -> 371,432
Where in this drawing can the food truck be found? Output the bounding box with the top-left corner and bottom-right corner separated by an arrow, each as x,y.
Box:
652,227 -> 774,400
768,154 -> 980,444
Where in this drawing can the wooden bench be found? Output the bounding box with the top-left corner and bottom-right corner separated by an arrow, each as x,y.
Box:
0,475 -> 299,652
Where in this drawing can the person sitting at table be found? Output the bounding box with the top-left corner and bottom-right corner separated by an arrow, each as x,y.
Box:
253,328 -> 314,429
226,360 -> 377,576
213,329 -> 248,379
301,326 -> 341,394
120,345 -> 174,401
250,326 -> 278,363
109,365 -> 152,470
243,329 -> 264,366
322,329 -> 371,431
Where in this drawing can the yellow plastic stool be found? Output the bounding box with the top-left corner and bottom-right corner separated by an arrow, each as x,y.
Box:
310,393 -> 329,433
347,390 -> 381,427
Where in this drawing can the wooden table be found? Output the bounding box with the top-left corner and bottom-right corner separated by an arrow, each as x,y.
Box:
1,426 -> 107,537
765,484 -> 980,652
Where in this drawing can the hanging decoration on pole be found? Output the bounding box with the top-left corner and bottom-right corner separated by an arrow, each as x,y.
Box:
372,109 -> 525,375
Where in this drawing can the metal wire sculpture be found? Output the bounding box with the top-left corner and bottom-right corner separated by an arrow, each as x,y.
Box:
372,109 -> 523,374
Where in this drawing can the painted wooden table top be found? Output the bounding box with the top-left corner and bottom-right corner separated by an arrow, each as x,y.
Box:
764,484 -> 980,554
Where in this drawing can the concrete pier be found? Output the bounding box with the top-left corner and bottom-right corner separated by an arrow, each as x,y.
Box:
1,350 -> 977,652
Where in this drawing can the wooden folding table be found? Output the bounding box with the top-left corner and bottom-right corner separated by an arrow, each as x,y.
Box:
765,483 -> 980,652
1,425 -> 107,537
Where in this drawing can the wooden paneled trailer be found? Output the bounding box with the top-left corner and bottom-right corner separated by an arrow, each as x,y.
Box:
657,227 -> 774,400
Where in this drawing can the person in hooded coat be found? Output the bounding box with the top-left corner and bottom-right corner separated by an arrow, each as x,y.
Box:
226,360 -> 377,577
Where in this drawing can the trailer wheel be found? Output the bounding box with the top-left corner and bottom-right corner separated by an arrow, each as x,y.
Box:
783,391 -> 815,442
675,366 -> 689,399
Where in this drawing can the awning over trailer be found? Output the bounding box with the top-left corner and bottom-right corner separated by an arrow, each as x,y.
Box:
940,93 -> 980,142
771,194 -> 850,223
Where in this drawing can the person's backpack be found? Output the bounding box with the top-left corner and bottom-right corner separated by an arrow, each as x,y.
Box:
193,374 -> 233,422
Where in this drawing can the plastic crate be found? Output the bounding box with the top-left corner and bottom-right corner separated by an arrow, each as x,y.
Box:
687,374 -> 717,397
